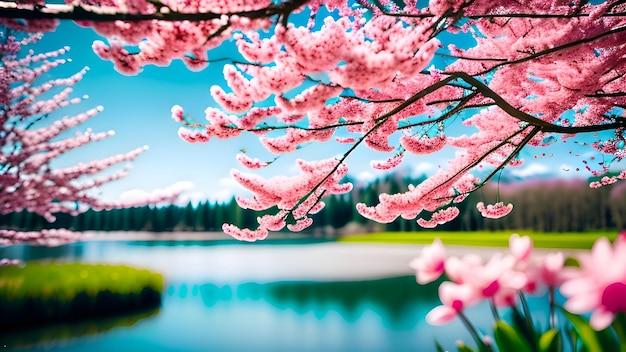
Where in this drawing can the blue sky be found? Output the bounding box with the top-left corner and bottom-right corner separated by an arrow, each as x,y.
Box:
24,20 -> 620,206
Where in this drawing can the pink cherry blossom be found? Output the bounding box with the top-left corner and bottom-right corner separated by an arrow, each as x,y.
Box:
400,135 -> 447,155
476,202 -> 514,219
370,154 -> 404,171
171,104 -> 185,122
1,33 -> 182,245
9,0 -> 626,239
417,207 -> 460,228
235,153 -> 270,169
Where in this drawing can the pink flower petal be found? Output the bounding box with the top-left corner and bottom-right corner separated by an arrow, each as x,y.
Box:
590,307 -> 615,331
563,293 -> 600,314
425,305 -> 458,326
509,234 -> 533,261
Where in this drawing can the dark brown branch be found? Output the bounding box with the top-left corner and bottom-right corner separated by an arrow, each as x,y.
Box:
455,72 -> 626,133
585,91 -> 626,98
0,0 -> 310,22
436,52 -> 508,62
341,95 -> 405,104
357,0 -> 626,19
400,92 -> 480,130
432,126 -> 539,204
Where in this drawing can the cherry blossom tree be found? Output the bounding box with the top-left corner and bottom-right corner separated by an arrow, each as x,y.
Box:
4,0 -> 626,241
0,29 -> 179,246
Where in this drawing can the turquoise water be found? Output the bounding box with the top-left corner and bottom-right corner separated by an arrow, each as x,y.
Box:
0,240 -> 552,351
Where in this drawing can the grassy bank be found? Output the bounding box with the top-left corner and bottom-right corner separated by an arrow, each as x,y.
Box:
0,262 -> 163,329
338,230 -> 619,249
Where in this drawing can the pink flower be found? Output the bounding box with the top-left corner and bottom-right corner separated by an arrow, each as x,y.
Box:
426,282 -> 478,325
539,252 -> 573,288
410,238 -> 446,284
476,202 -> 513,219
171,105 -> 184,122
446,252 -> 527,307
561,236 -> 626,330
509,233 -> 533,262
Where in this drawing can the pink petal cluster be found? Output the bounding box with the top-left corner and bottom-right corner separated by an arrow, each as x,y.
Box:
561,234 -> 626,330
222,158 -> 352,241
416,207 -> 460,228
476,201 -> 514,219
409,238 -> 446,284
171,104 -> 185,122
0,34 -> 183,245
400,135 -> 447,155
235,153 -> 270,169
412,234 -> 574,325
370,153 -> 404,171
0,229 -> 83,246
104,0 -> 626,236
177,127 -> 210,143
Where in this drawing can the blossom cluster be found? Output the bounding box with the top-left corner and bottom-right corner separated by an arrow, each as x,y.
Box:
0,31 -> 181,245
12,0 -> 626,239
222,158 -> 352,241
188,0 -> 626,239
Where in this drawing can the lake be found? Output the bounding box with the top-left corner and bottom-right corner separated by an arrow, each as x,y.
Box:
0,237 -> 553,351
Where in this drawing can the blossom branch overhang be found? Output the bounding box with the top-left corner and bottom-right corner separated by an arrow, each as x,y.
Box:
360,0 -> 626,19
367,71 -> 624,135
429,126 -> 540,205
454,72 -> 626,134
0,0 -> 310,22
448,25 -> 626,77
269,112 -> 392,223
399,92 -> 481,131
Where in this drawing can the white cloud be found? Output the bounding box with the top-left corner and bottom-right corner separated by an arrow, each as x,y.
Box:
510,163 -> 550,178
207,177 -> 249,203
218,177 -> 242,188
411,162 -> 435,177
176,191 -> 210,206
210,189 -> 237,203
356,171 -> 376,183
119,180 -> 195,204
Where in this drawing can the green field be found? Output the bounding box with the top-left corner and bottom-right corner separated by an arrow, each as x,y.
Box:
338,230 -> 619,249
0,262 -> 163,329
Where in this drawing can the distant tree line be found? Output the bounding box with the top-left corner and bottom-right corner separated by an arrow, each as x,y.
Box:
1,174 -> 625,234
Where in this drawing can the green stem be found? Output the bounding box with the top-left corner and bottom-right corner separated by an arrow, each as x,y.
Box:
548,286 -> 556,330
611,312 -> 626,352
489,298 -> 501,322
518,292 -> 537,343
457,311 -> 494,352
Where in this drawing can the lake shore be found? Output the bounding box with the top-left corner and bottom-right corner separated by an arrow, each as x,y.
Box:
65,231 -> 587,283
80,231 -> 309,241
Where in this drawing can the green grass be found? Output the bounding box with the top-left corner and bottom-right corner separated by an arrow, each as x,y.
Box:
0,262 -> 164,329
338,230 -> 619,249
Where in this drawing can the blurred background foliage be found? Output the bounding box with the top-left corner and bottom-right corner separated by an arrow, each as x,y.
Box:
2,174 -> 625,234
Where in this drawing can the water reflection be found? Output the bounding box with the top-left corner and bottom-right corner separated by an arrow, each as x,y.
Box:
1,308 -> 160,350
0,240 -> 553,351
189,276 -> 440,328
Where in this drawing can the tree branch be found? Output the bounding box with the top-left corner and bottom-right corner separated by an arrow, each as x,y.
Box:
0,0 -> 310,22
